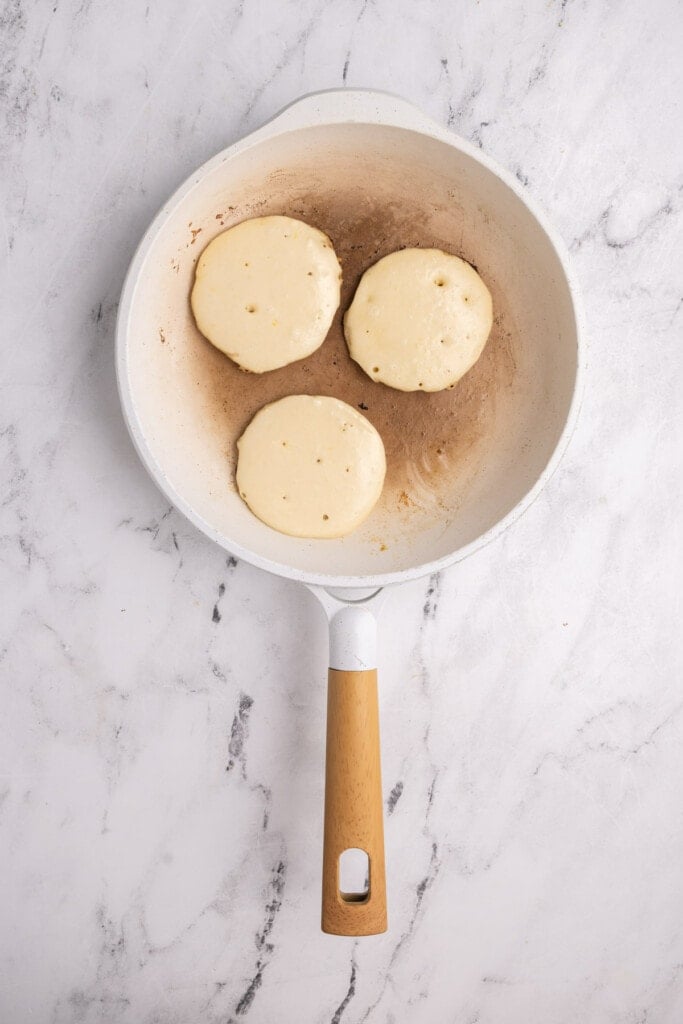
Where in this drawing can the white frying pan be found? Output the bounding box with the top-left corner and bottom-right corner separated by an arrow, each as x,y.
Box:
115,89 -> 583,936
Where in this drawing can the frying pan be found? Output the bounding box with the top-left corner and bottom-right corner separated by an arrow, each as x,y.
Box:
115,89 -> 583,936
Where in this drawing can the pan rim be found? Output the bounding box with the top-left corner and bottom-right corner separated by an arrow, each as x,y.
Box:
115,88 -> 585,589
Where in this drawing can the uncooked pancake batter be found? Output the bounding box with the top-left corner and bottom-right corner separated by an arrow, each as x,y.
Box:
344,248 -> 493,392
191,215 -> 342,373
236,395 -> 386,538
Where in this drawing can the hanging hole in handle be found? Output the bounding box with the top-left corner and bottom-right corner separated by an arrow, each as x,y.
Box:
339,848 -> 370,903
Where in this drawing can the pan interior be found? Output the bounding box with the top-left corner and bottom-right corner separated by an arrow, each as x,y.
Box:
122,123 -> 578,581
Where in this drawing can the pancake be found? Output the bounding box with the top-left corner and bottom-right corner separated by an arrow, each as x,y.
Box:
191,215 -> 342,373
236,395 -> 386,539
344,248 -> 493,392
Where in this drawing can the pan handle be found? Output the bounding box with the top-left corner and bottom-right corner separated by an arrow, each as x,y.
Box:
267,87 -> 439,136
322,606 -> 387,936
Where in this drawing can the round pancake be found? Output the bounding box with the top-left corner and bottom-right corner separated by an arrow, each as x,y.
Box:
344,248 -> 493,392
236,395 -> 386,539
191,215 -> 342,373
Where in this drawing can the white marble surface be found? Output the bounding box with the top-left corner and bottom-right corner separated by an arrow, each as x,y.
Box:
1,1 -> 682,1021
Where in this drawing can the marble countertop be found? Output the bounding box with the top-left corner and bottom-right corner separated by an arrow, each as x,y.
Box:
2,2 -> 682,1022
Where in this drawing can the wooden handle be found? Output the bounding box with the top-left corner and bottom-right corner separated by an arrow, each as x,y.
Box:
322,668 -> 387,935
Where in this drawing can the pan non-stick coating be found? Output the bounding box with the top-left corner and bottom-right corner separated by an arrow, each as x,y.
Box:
117,116 -> 580,586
